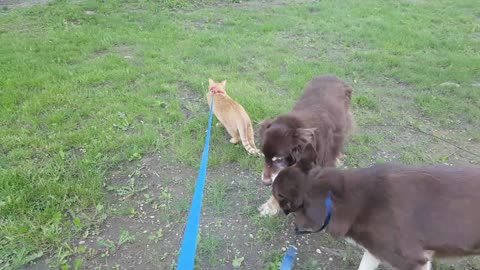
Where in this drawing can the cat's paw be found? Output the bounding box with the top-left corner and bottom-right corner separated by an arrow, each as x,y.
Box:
216,123 -> 222,128
258,201 -> 279,216
229,137 -> 239,144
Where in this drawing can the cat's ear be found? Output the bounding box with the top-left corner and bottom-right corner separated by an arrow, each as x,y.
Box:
221,80 -> 226,87
208,78 -> 214,86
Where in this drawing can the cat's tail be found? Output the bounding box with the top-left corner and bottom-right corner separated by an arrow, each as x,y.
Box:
239,121 -> 262,156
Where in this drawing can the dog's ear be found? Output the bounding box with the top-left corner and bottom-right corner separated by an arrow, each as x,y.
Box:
294,128 -> 316,144
258,119 -> 273,140
275,177 -> 304,213
285,184 -> 303,211
297,143 -> 317,173
309,168 -> 345,200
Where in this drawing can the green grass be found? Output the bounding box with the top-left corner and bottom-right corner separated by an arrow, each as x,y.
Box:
0,0 -> 479,268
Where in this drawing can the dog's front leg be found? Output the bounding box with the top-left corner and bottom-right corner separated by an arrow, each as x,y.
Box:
358,250 -> 380,270
258,195 -> 280,216
417,261 -> 432,270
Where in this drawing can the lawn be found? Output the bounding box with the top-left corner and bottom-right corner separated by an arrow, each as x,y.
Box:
0,0 -> 479,269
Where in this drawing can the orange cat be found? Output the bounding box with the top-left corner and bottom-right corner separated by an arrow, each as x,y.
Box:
207,79 -> 261,156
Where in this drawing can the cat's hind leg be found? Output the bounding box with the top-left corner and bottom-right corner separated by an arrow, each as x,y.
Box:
225,125 -> 240,144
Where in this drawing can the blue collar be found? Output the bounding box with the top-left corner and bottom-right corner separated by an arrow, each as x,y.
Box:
295,191 -> 333,235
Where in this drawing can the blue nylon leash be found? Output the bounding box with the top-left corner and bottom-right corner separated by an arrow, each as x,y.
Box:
295,191 -> 333,235
176,95 -> 215,270
284,193 -> 333,269
279,246 -> 298,270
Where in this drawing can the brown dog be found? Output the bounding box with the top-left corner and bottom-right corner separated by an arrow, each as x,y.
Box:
258,75 -> 354,215
273,144 -> 480,270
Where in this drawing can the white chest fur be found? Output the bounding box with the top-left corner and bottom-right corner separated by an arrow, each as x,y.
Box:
344,238 -> 432,270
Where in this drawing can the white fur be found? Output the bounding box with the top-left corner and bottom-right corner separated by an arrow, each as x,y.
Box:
272,156 -> 283,162
421,251 -> 434,270
259,166 -> 280,216
422,261 -> 432,270
345,238 -> 380,270
258,196 -> 280,216
270,171 -> 279,183
358,250 -> 380,270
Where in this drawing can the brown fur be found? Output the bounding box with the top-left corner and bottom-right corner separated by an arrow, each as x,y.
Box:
259,74 -> 354,185
207,79 -> 260,156
258,75 -> 354,216
273,146 -> 480,270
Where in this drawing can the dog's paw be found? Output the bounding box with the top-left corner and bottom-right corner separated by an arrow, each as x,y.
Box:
335,157 -> 344,167
258,201 -> 279,216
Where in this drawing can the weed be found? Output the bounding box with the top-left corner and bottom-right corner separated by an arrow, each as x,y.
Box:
107,178 -> 148,200
97,239 -> 116,257
197,234 -> 223,267
147,229 -> 164,244
118,229 -> 135,246
262,250 -> 283,270
302,259 -> 326,270
206,179 -> 230,213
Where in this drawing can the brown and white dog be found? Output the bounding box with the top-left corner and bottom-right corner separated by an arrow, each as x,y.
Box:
258,75 -> 354,215
273,144 -> 480,270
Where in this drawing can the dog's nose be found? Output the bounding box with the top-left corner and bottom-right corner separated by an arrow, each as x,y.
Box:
294,225 -> 300,235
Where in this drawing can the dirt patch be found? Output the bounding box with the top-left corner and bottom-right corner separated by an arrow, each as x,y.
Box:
177,81 -> 206,120
25,153 -> 374,270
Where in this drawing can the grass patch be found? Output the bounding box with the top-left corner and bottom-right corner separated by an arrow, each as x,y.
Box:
205,178 -> 231,214
197,233 -> 223,267
0,0 -> 479,268
353,95 -> 379,111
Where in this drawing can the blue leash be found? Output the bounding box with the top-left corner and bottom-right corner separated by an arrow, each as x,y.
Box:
176,95 -> 215,270
295,191 -> 333,235
280,246 -> 298,270
283,192 -> 333,269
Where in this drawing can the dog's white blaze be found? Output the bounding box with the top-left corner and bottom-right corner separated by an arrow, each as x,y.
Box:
357,250 -> 380,270
270,171 -> 279,183
272,156 -> 283,161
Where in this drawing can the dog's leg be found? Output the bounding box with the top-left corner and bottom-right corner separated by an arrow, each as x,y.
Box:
258,196 -> 280,216
421,261 -> 432,270
358,250 -> 380,270
417,251 -> 434,270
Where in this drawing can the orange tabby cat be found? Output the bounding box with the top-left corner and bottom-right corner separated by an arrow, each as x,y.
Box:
207,79 -> 261,156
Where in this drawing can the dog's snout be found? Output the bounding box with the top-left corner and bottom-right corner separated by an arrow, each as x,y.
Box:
294,225 -> 300,235
262,172 -> 272,186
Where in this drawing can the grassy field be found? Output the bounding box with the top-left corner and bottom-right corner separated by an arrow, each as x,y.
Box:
1,0 -> 479,269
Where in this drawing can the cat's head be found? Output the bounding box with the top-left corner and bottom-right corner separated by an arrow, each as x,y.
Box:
208,79 -> 226,94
